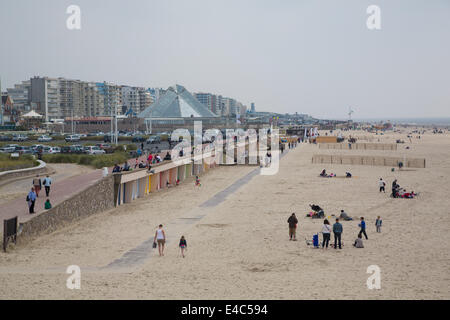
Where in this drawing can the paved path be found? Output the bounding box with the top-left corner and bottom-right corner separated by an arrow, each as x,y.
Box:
0,147 -> 173,224
1,169 -> 104,223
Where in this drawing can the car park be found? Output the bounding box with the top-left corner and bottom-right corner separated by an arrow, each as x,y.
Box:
84,146 -> 106,155
37,135 -> 53,142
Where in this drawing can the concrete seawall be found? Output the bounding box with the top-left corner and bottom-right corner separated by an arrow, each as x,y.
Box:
18,174 -> 115,244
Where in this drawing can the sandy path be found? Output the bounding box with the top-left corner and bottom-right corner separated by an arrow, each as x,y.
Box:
0,130 -> 449,299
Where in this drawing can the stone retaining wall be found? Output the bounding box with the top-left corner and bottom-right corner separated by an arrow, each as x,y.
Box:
17,174 -> 115,244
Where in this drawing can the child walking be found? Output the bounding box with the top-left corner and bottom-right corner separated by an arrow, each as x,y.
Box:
375,216 -> 382,233
179,236 -> 187,258
195,176 -> 201,187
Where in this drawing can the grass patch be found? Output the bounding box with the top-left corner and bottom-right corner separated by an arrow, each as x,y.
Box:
0,154 -> 39,172
41,152 -> 129,169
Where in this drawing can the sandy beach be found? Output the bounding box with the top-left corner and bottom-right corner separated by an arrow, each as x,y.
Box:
0,130 -> 449,300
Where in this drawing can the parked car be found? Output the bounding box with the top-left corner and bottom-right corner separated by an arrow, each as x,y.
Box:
72,145 -> 84,153
61,145 -> 83,154
37,135 -> 53,142
31,144 -> 45,154
0,146 -> 16,153
95,143 -> 114,153
84,146 -> 106,155
43,146 -> 60,154
15,146 -> 33,154
0,135 -> 12,141
104,134 -> 112,142
132,135 -> 146,142
12,134 -> 28,142
65,135 -> 80,142
146,135 -> 161,144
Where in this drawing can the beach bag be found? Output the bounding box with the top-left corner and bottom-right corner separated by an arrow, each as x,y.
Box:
152,242 -> 157,249
313,234 -> 319,248
26,195 -> 29,202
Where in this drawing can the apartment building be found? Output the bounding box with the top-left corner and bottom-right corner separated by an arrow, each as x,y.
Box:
6,80 -> 31,111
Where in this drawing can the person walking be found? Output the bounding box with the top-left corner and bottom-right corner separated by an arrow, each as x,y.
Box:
321,219 -> 331,249
179,235 -> 187,258
287,213 -> 298,241
358,217 -> 368,240
43,175 -> 52,197
375,216 -> 382,233
333,218 -> 343,249
153,224 -> 166,256
27,187 -> 37,214
32,175 -> 42,197
379,178 -> 386,193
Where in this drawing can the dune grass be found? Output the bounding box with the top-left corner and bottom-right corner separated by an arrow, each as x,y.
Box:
0,154 -> 39,172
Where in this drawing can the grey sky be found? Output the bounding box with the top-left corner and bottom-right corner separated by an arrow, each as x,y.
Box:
0,0 -> 449,119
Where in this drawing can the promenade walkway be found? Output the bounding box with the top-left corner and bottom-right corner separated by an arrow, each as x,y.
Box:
0,148 -> 173,226
1,169 -> 104,224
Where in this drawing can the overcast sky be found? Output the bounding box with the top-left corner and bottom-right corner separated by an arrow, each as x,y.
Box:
0,0 -> 449,119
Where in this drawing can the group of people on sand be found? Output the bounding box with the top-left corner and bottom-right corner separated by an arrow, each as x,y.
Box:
288,212 -> 383,250
26,174 -> 53,214
153,224 -> 188,258
378,177 -> 417,199
319,169 -> 352,178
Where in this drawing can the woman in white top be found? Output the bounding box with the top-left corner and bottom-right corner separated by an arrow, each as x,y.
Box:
154,224 -> 166,256
321,219 -> 331,249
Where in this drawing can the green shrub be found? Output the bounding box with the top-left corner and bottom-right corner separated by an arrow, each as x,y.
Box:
114,145 -> 125,152
41,152 -> 129,169
0,153 -> 38,172
126,144 -> 137,151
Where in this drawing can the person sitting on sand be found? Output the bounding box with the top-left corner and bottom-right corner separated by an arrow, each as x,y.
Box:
164,152 -> 172,161
353,234 -> 364,248
339,209 -> 353,221
320,169 -> 327,177
44,198 -> 52,210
